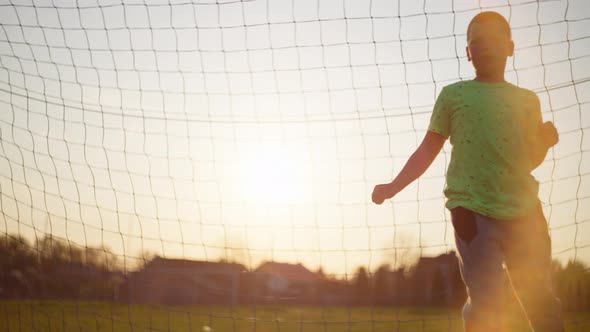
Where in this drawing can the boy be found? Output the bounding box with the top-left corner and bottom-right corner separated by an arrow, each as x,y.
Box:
372,12 -> 564,332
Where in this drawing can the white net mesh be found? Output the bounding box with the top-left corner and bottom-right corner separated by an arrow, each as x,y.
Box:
1,0 -> 589,330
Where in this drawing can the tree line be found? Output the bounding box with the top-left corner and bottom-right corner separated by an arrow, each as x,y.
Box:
1,233 -> 589,310
0,234 -> 121,300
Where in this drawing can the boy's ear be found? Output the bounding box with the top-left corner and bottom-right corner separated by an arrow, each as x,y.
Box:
507,40 -> 514,57
466,46 -> 472,62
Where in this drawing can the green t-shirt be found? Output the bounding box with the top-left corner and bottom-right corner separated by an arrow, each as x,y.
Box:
428,80 -> 542,219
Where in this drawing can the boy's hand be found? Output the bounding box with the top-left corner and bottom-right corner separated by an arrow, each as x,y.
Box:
372,183 -> 395,205
540,121 -> 559,147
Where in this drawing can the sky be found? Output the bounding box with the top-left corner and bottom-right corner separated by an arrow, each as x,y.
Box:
0,0 -> 589,276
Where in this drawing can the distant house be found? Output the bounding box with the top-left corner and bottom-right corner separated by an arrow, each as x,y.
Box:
251,262 -> 321,304
410,251 -> 466,306
124,257 -> 247,305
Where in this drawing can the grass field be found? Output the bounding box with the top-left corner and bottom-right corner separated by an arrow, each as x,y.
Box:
1,300 -> 589,332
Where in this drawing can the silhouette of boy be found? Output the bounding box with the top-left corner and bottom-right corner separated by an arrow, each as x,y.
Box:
372,11 -> 564,332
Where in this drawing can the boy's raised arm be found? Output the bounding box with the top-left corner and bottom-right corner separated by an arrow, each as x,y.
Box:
372,131 -> 446,205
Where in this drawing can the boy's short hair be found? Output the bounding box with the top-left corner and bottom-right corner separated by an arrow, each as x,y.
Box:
467,11 -> 511,39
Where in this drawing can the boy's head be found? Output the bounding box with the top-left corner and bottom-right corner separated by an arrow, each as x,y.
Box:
466,12 -> 514,80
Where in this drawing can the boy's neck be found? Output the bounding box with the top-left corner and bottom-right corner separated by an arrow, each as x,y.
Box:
474,72 -> 506,83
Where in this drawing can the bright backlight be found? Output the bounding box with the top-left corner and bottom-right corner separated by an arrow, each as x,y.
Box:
240,142 -> 311,205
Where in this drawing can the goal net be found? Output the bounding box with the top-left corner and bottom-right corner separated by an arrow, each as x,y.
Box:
1,0 -> 589,330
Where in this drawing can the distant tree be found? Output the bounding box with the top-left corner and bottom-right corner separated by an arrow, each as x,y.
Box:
136,250 -> 156,271
431,268 -> 446,306
0,235 -> 38,297
316,266 -> 325,279
82,246 -> 121,271
373,264 -> 391,305
354,266 -> 370,305
0,235 -> 36,271
35,236 -> 76,270
553,260 -> 590,311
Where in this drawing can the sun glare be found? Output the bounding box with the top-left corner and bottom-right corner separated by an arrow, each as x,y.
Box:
240,143 -> 312,205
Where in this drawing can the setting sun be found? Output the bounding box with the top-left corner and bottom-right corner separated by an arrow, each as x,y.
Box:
239,142 -> 312,206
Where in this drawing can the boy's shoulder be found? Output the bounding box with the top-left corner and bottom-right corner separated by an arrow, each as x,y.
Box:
442,80 -> 538,100
515,85 -> 539,102
445,80 -> 472,89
